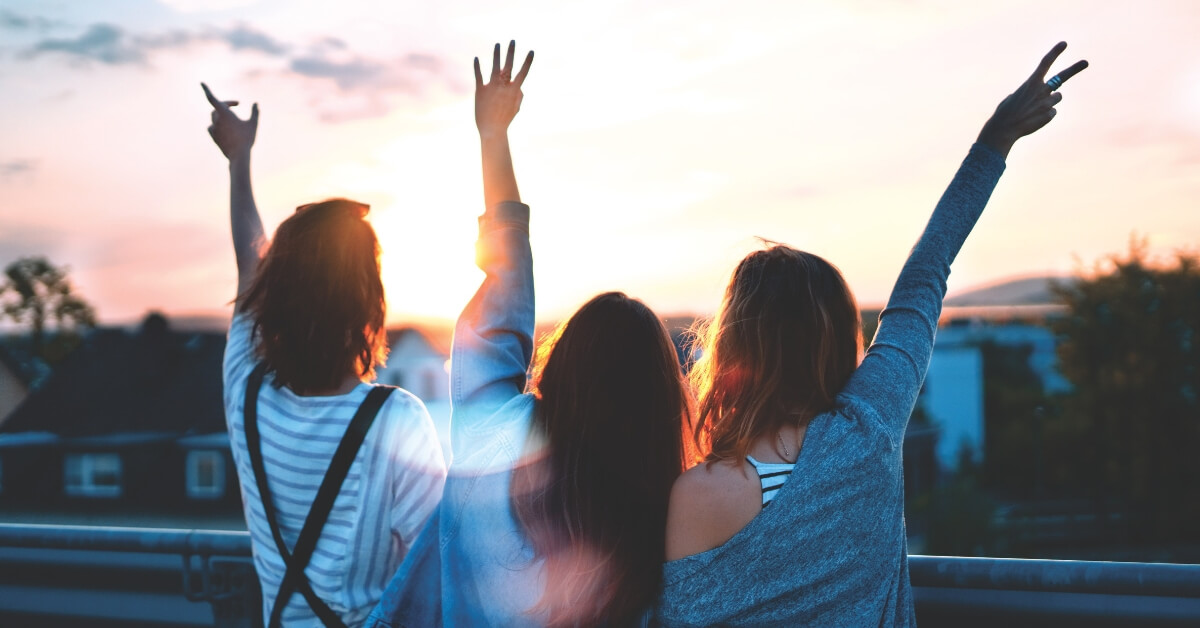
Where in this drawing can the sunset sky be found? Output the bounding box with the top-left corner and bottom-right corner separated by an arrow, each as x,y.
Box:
1,0 -> 1197,325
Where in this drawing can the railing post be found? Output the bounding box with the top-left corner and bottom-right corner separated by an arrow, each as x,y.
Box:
205,557 -> 263,628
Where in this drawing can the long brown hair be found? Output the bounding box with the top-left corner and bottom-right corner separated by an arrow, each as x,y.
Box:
511,292 -> 694,626
238,198 -> 388,394
691,243 -> 862,462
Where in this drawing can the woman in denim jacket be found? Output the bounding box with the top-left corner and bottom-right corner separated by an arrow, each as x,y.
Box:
370,42 -> 693,627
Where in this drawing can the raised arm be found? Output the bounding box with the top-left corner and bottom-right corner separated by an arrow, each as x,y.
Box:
450,42 -> 536,427
476,41 -> 533,207
844,42 -> 1088,440
202,82 -> 265,302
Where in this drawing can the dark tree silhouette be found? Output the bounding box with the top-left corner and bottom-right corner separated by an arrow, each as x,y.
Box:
1051,240 -> 1200,541
1,256 -> 95,361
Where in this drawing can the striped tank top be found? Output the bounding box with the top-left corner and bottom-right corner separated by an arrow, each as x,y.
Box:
746,455 -> 796,507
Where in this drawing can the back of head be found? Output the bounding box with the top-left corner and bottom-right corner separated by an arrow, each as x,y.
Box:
512,292 -> 694,626
692,243 -> 862,462
238,199 -> 387,394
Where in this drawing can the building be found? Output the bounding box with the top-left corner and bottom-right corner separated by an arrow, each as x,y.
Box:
920,310 -> 1070,472
0,347 -> 31,429
0,313 -> 241,526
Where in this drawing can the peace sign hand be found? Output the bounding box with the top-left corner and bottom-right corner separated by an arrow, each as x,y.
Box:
202,82 -> 259,162
474,41 -> 534,138
977,42 -> 1088,158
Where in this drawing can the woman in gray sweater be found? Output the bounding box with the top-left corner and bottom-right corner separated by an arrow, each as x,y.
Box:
658,43 -> 1087,626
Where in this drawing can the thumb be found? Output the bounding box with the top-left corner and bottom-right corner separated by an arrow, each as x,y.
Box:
250,103 -> 260,124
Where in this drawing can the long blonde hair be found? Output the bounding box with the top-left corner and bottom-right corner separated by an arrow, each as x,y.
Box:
691,243 -> 862,462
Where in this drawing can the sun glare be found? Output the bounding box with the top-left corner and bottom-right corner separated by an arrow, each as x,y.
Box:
375,207 -> 482,324
365,126 -> 485,324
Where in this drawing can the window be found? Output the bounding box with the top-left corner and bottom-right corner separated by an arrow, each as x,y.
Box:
186,450 -> 225,499
64,453 -> 122,498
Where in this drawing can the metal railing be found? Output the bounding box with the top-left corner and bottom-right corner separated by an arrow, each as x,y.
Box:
0,523 -> 260,627
1,523 -> 1199,626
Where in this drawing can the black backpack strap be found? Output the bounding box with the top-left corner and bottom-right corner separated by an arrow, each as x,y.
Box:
269,385 -> 394,627
244,363 -> 395,627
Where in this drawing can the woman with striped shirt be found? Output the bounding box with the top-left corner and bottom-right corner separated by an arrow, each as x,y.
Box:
203,84 -> 447,627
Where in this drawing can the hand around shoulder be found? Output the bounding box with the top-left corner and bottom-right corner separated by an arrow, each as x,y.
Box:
665,459 -> 763,561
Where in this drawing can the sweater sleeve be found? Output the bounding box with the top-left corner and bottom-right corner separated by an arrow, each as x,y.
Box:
842,144 -> 1006,442
448,201 -> 535,442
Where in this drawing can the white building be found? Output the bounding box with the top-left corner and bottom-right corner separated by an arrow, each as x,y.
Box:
921,319 -> 1068,472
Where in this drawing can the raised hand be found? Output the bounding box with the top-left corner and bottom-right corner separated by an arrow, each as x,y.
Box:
474,41 -> 533,139
977,42 -> 1088,158
202,82 -> 259,162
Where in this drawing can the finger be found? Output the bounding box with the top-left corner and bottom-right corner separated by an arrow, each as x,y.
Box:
1032,41 -> 1067,81
1033,108 -> 1057,126
223,100 -> 239,108
503,40 -> 515,76
491,43 -> 501,79
1035,92 -> 1063,110
211,110 -> 219,124
513,50 -> 534,87
474,57 -> 483,88
250,103 -> 259,124
1050,60 -> 1089,88
201,82 -> 226,110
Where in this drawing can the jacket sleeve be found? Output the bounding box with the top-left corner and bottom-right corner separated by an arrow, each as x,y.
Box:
449,201 -> 535,441
842,144 -> 1006,443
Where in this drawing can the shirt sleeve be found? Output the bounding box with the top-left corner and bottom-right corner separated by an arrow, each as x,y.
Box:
842,143 -> 1006,443
386,391 -> 449,548
223,313 -> 258,410
448,201 -> 535,446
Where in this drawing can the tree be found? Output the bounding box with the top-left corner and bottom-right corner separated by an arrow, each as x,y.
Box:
979,341 -> 1057,501
1,256 -> 95,362
1050,240 -> 1200,541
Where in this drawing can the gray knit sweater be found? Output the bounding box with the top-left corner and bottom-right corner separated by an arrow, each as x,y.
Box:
653,144 -> 1006,627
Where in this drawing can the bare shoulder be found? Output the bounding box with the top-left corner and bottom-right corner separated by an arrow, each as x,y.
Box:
664,459 -> 762,561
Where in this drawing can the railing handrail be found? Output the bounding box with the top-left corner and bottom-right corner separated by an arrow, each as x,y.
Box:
909,554 -> 1200,598
2,523 -> 1199,599
0,523 -> 251,557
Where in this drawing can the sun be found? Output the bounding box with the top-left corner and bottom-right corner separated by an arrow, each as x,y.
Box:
372,204 -> 482,324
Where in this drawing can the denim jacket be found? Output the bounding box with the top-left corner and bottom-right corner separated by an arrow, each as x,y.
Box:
369,201 -> 545,627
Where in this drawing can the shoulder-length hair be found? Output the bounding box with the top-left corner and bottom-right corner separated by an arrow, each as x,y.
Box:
238,198 -> 388,394
691,243 -> 862,462
510,292 -> 696,627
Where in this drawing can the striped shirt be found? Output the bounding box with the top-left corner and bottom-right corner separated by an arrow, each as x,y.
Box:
746,455 -> 795,508
223,314 -> 446,627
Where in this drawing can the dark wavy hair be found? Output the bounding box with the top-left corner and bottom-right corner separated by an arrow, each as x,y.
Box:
238,198 -> 388,394
691,243 -> 862,462
511,292 -> 695,627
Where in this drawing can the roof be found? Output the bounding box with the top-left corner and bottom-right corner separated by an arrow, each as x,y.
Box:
0,342 -> 47,389
1,314 -> 227,438
386,324 -> 453,357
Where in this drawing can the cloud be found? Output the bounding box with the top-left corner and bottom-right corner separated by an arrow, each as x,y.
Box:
29,24 -> 147,66
0,10 -> 62,31
290,50 -> 448,93
220,24 -> 288,55
290,55 -> 389,90
22,22 -> 291,66
0,224 -> 64,265
0,160 -> 37,180
288,50 -> 459,122
21,21 -> 454,120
